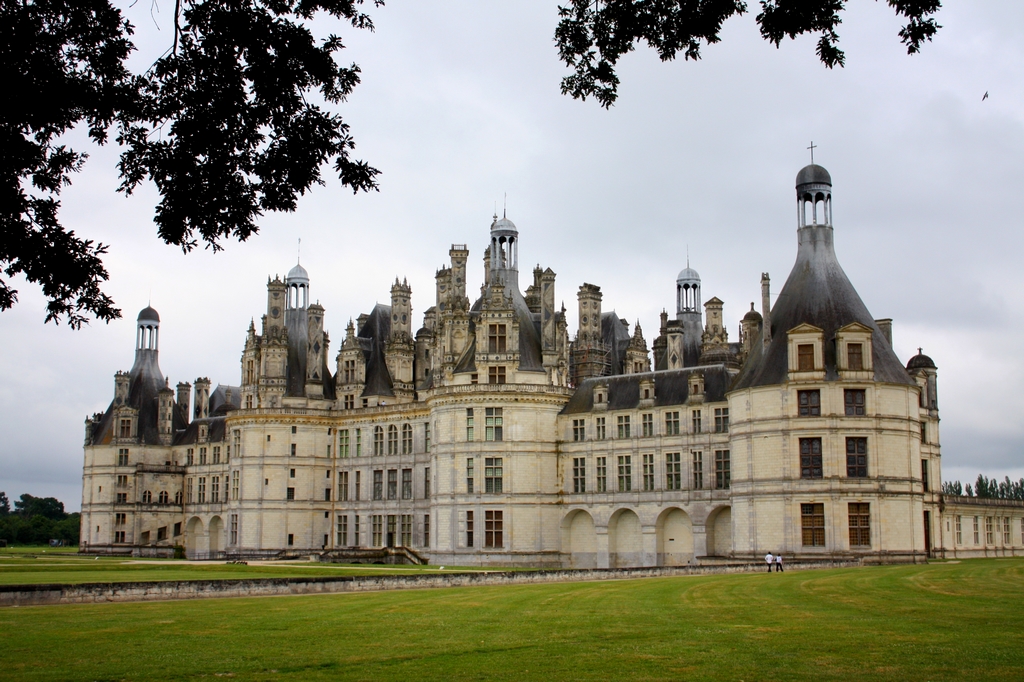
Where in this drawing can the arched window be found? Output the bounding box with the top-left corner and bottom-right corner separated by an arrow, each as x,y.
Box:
387,425 -> 398,455
158,490 -> 169,504
174,491 -> 183,505
401,423 -> 413,454
142,490 -> 152,503
374,426 -> 384,456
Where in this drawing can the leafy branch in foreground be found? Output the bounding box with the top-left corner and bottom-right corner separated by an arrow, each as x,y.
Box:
555,0 -> 942,108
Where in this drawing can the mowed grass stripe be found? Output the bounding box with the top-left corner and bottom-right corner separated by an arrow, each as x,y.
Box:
1,559 -> 1022,681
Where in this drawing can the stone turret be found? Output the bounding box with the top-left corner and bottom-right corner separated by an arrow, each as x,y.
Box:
194,378 -> 211,419
305,302 -> 326,399
176,382 -> 191,423
624,321 -> 651,374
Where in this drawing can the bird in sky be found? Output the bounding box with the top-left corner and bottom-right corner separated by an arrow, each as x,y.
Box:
983,91 -> 989,101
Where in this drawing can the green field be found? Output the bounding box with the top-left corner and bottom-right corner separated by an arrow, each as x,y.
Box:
2,559 -> 1023,681
0,550 -> 503,585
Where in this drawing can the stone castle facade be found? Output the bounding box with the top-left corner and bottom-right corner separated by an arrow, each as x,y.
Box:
80,165 -> 1024,565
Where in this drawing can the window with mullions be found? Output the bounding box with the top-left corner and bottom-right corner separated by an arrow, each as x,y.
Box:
617,455 -> 632,492
848,503 -> 870,546
714,408 -> 729,433
691,410 -> 702,433
488,324 -> 507,353
641,413 -> 654,437
401,514 -> 412,547
466,511 -> 474,547
485,408 -> 503,441
488,366 -> 506,384
401,468 -> 412,500
467,458 -> 475,493
642,454 -> 655,491
572,458 -> 586,493
485,510 -> 503,548
844,389 -> 866,416
466,409 -> 475,441
955,515 -> 962,545
714,450 -> 731,489
337,515 -> 348,546
372,515 -> 383,547
596,457 -> 607,492
339,471 -> 349,501
800,438 -> 823,479
665,411 -> 680,435
692,451 -> 703,489
387,425 -> 398,455
387,469 -> 398,500
485,457 -> 503,493
665,453 -> 681,490
572,419 -> 586,442
339,430 -> 349,457
373,426 -> 384,456
617,415 -> 631,439
373,470 -> 383,500
798,390 -> 820,417
595,417 -> 606,440
117,448 -> 129,466
846,438 -> 867,477
401,423 -> 413,454
801,503 -> 825,546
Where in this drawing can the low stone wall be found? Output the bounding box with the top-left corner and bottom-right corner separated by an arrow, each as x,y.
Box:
0,560 -> 858,607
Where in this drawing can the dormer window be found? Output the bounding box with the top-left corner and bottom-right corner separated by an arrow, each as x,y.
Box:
847,343 -> 863,371
488,324 -> 507,353
797,344 -> 814,371
787,324 -> 825,379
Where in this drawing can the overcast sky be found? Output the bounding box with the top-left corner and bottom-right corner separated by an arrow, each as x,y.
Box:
2,1 -> 1022,511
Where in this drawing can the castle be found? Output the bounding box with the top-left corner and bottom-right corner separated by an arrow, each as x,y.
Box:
80,165 -> 1024,565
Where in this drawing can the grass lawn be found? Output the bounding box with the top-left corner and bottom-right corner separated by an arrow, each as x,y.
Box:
2,558 -> 1023,681
0,551 -> 507,585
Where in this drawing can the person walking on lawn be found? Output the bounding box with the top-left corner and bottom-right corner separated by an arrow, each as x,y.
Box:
765,552 -> 774,572
775,553 -> 784,572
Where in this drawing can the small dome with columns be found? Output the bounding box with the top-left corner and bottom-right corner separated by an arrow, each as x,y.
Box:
286,262 -> 309,283
137,306 -> 160,322
796,164 -> 832,188
676,266 -> 700,284
491,215 -> 517,232
907,349 -> 937,370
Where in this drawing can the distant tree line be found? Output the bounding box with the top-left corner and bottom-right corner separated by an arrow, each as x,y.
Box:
0,492 -> 80,545
942,476 -> 1024,500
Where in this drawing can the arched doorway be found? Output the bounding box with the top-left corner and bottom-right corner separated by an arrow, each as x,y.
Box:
208,516 -> 224,555
561,510 -> 597,568
656,508 -> 694,566
185,516 -> 206,559
706,506 -> 732,557
608,508 -> 642,568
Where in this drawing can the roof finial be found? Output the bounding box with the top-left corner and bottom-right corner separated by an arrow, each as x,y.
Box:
297,237 -> 301,264
686,245 -> 689,268
503,192 -> 507,219
807,141 -> 816,164
918,347 -> 923,355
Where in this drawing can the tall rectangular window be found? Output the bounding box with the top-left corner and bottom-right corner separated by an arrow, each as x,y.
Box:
401,424 -> 412,454
401,468 -> 413,500
666,453 -> 681,490
466,511 -> 474,547
343,359 -> 356,383
231,470 -> 239,500
337,515 -> 348,546
642,454 -> 655,491
848,503 -> 870,546
424,514 -> 430,547
955,515 -> 962,545
230,514 -> 238,545
211,476 -> 220,503
800,438 -> 823,479
485,457 -> 503,493
617,455 -> 632,492
714,408 -> 730,433
355,429 -> 362,456
973,516 -> 980,545
387,469 -> 398,500
844,389 -> 866,416
198,477 -> 207,503
466,457 -> 475,494
233,430 -> 241,460
714,450 -> 731,489
485,408 -> 503,442
572,419 -> 586,442
665,411 -> 680,436
488,324 -> 507,353
354,514 -> 360,546
199,447 -> 207,465
1003,517 -> 1011,544
372,515 -> 383,547
339,430 -> 350,457
801,503 -> 825,546
339,471 -> 349,501
424,423 -> 431,452
372,470 -> 383,500
424,467 -> 430,498
119,418 -> 132,438
290,444 -> 296,457
186,478 -> 193,503
485,510 -> 503,548
985,517 -> 994,545
117,448 -> 129,466
596,457 -> 607,492
691,410 -> 702,433
213,446 -> 221,464
374,426 -> 385,456
286,487 -> 294,500
798,390 -> 820,417
401,515 -> 412,547
354,471 -> 361,501
847,343 -> 864,371
344,394 -> 354,410
641,413 -> 654,437
466,408 -> 475,441
921,459 -> 930,492
387,425 -> 398,455
595,417 -> 606,440
572,458 -> 586,493
846,438 -> 868,477
798,344 -> 815,371
617,415 -> 631,439
692,451 -> 703,489
488,366 -> 506,384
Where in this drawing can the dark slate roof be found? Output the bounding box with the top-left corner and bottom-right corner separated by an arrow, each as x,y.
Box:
907,352 -> 936,370
466,282 -> 545,373
601,312 -> 631,375
561,366 -> 732,414
210,385 -> 241,413
174,415 -> 229,445
733,224 -> 913,390
796,164 -> 831,187
285,307 -> 308,397
89,347 -> 187,446
358,304 -> 395,397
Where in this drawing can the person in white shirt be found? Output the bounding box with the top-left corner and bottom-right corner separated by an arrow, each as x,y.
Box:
765,552 -> 774,572
775,553 -> 784,572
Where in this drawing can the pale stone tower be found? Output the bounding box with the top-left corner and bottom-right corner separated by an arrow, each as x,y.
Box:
335,320 -> 365,409
258,276 -> 289,408
675,264 -> 702,366
386,278 -> 415,400
305,302 -> 326,399
193,378 -> 210,419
